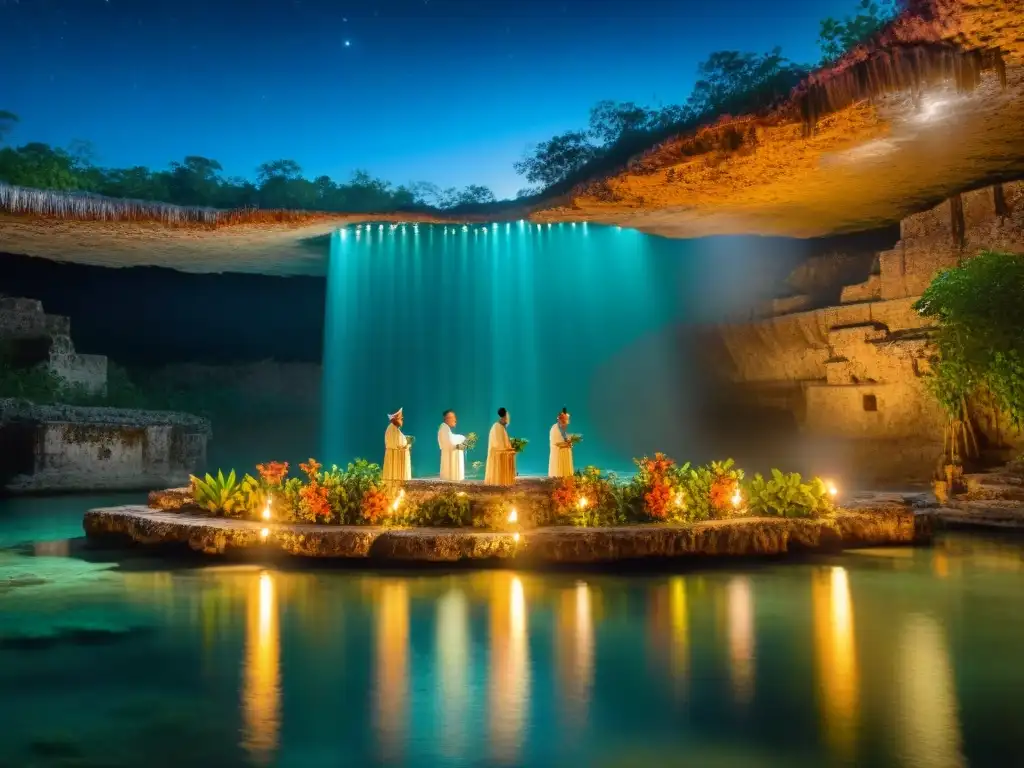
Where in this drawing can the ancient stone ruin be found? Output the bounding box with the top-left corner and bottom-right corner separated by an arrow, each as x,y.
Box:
0,297 -> 210,493
705,181 -> 1023,483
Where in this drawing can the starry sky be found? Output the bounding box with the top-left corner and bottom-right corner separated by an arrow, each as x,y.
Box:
1,0 -> 857,199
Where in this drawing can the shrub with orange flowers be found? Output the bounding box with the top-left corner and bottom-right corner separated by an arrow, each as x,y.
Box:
361,486 -> 391,524
256,461 -> 289,486
552,467 -> 621,526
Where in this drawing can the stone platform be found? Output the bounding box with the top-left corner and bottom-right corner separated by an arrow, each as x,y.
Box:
84,490 -> 931,565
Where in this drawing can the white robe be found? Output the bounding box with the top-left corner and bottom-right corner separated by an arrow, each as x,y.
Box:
484,421 -> 516,486
438,423 -> 466,481
548,423 -> 574,478
382,423 -> 411,483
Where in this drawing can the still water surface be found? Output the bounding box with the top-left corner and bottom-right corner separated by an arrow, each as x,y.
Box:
1,495 -> 1022,767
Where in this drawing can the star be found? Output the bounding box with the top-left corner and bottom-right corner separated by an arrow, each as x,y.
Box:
344,40 -> 351,47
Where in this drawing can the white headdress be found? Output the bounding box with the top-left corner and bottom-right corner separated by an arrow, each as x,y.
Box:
388,407 -> 403,421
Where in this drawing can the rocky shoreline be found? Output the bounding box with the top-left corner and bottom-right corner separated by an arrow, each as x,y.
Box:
84,491 -> 931,565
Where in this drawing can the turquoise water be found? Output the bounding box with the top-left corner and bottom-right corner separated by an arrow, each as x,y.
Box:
2,496 -> 1024,767
321,223 -> 799,477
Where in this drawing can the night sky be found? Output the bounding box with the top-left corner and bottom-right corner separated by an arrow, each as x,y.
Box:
2,0 -> 855,198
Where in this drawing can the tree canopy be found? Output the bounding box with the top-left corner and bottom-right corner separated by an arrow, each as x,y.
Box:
0,1 -> 898,212
914,251 -> 1024,428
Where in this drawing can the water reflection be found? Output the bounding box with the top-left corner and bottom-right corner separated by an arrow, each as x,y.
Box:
669,576 -> 689,687
556,580 -> 594,730
436,588 -> 470,757
489,573 -> 530,764
375,580 -> 409,764
812,566 -> 859,763
727,576 -> 755,706
897,613 -> 965,768
241,571 -> 280,765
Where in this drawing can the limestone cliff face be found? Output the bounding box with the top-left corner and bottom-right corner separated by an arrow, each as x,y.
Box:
704,181 -> 1024,478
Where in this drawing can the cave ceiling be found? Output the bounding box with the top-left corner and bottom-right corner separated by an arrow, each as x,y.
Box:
0,0 -> 1021,275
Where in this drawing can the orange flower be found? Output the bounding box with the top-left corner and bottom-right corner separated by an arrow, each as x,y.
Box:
256,461 -> 289,485
361,487 -> 390,524
552,478 -> 578,511
299,458 -> 322,480
299,481 -> 331,521
710,476 -> 737,514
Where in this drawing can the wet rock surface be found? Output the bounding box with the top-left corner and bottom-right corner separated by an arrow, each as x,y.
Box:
85,490 -> 927,564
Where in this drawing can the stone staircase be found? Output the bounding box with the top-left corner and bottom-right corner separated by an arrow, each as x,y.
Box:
0,296 -> 107,395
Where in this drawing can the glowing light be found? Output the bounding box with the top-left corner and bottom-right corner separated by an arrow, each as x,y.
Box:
339,228 -> 347,239
507,507 -> 518,524
513,532 -> 520,543
731,489 -> 743,508
577,497 -> 589,510
344,40 -> 351,47
457,491 -> 468,497
462,225 -> 468,233
260,527 -> 269,539
378,224 -> 383,231
262,500 -> 272,521
827,481 -> 838,497
917,97 -> 949,123
674,492 -> 685,508
391,488 -> 406,512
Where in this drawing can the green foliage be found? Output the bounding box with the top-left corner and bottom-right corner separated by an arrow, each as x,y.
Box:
745,469 -> 834,518
818,0 -> 898,64
399,490 -> 471,527
556,466 -> 626,527
0,133 -> 494,213
239,474 -> 272,519
190,470 -> 243,517
914,251 -> 1024,428
679,459 -> 745,521
318,459 -> 382,525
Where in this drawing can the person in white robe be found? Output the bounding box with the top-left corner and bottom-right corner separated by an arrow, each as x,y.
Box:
484,407 -> 516,486
437,409 -> 467,481
548,407 -> 575,478
382,408 -> 411,484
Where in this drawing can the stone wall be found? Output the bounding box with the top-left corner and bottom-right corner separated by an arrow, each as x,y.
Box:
0,399 -> 210,493
705,181 -> 1024,483
0,296 -> 107,394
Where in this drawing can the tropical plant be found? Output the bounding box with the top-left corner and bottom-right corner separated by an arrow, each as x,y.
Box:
914,251 -> 1024,469
361,486 -> 391,524
399,490 -> 470,527
190,470 -> 243,517
745,470 -> 834,518
510,437 -> 528,453
553,467 -> 623,527
679,459 -> 745,521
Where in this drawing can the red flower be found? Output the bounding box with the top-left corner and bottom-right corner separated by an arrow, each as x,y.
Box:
710,476 -> 738,514
645,479 -> 673,519
552,478 -> 578,511
256,461 -> 289,486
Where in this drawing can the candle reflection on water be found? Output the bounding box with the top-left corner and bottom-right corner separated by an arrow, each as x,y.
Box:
897,613 -> 965,768
556,581 -> 594,730
669,577 -> 689,685
241,571 -> 280,766
812,566 -> 859,762
489,574 -> 530,764
375,581 -> 410,764
436,588 -> 469,757
726,576 -> 754,706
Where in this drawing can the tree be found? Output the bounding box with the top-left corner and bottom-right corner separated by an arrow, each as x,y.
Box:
0,142 -> 80,190
588,100 -> 657,145
818,0 -> 899,64
454,185 -> 496,205
514,131 -> 601,188
256,158 -> 302,184
686,48 -> 804,118
914,252 -> 1024,465
0,110 -> 18,144
167,156 -> 224,206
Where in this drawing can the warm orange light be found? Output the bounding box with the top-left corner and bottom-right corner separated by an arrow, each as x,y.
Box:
731,489 -> 742,508
577,497 -> 589,510
513,532 -> 520,543
827,482 -> 838,497
674,492 -> 685,508
260,527 -> 269,539
508,508 -> 518,524
261,503 -> 271,521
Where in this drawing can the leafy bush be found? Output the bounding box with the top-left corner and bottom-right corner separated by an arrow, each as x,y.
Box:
677,459 -> 745,521
553,466 -> 624,527
398,490 -> 471,527
745,470 -> 834,518
190,470 -> 243,517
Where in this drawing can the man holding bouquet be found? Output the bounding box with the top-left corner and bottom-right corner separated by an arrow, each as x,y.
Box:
548,407 -> 578,478
485,407 -> 516,486
383,407 -> 412,484
438,409 -> 468,481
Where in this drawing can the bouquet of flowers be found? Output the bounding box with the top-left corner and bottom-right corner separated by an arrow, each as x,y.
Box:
405,435 -> 415,449
459,432 -> 478,452
566,434 -> 583,448
510,437 -> 529,453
